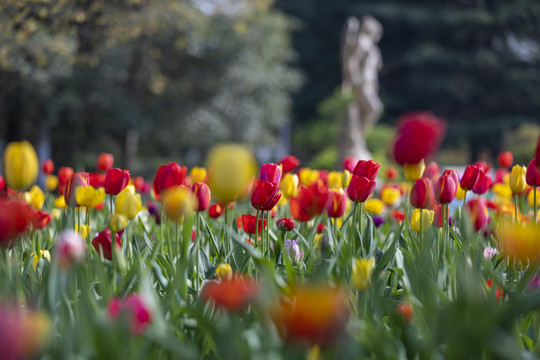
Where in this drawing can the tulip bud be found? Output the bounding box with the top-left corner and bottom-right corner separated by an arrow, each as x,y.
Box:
279,155 -> 300,174
41,159 -> 54,175
410,208 -> 435,232
466,198 -> 489,232
364,198 -> 384,215
284,239 -> 304,265
276,217 -> 295,231
290,181 -> 329,222
190,167 -> 207,183
385,166 -> 399,181
108,214 -> 128,232
327,171 -> 343,191
161,185 -> 194,220
108,294 -> 152,335
24,185 -> 45,210
208,203 -> 224,218
116,186 -> 142,220
153,162 -> 187,199
410,178 -> 433,209
509,165 -> 527,194
3,141 -> 39,190
352,257 -> 375,290
56,230 -> 85,268
422,161 -> 440,183
31,250 -> 51,271
325,189 -> 347,218
298,168 -> 319,186
64,172 -> 89,207
259,163 -> 282,185
342,170 -> 352,187
526,158 -> 540,187
434,169 -> 458,204
342,156 -> 357,173
353,160 -> 381,181
280,173 -> 299,198
403,159 -> 425,181
75,185 -> 105,208
472,172 -> 492,195
216,263 -> 233,280
92,228 -> 122,261
97,152 -> 114,172
251,179 -> 281,211
57,167 -> 74,195
460,165 -> 483,191
191,182 -> 211,212
346,175 -> 376,203
45,175 -> 58,192
381,186 -> 401,206
104,168 -> 130,195
498,151 -> 513,168
240,214 -> 266,234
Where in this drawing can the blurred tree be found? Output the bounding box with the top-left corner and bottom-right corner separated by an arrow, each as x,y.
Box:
0,0 -> 300,170
276,0 -> 540,163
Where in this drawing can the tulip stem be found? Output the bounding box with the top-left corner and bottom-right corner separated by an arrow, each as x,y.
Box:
515,195 -> 519,223
535,187 -> 538,226
359,203 -> 363,254
352,202 -> 358,255
266,212 -> 270,256
224,203 -> 229,254
109,194 -> 114,214
420,208 -> 423,244
462,191 -> 467,210
255,209 -> 260,255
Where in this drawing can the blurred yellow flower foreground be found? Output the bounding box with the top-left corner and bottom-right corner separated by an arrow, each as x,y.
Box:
499,223 -> 540,264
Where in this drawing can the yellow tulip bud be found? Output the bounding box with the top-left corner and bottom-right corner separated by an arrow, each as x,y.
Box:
207,144 -> 256,203
327,171 -> 343,191
411,208 -> 434,232
364,198 -> 385,215
161,185 -> 194,221
455,184 -> 466,200
75,185 -> 105,208
45,175 -> 59,191
528,189 -> 540,209
352,257 -> 375,291
491,183 -> 512,199
75,224 -> 91,239
24,185 -> 45,210
313,233 -> 323,249
54,196 -> 68,209
51,208 -> 62,219
299,168 -> 319,186
342,170 -> 352,187
509,165 -> 527,195
381,187 -> 401,206
403,159 -> 425,181
216,263 -> 233,280
190,167 -> 207,183
280,173 -> 299,198
31,250 -> 51,270
3,141 -> 39,190
116,185 -> 142,220
108,214 -> 128,232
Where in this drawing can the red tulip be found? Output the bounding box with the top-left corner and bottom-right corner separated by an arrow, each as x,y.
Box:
240,214 -> 267,234
251,179 -> 281,211
342,156 -> 357,173
317,223 -> 325,233
318,170 -> 329,185
88,172 -> 106,188
290,181 -> 328,222
494,169 -> 508,184
536,136 -> 540,170
259,163 -> 282,185
104,168 -> 130,195
64,172 -> 89,207
466,197 -> 489,232
92,228 -> 122,261
391,209 -> 405,223
0,175 -> 5,192
33,210 -> 52,229
41,159 -> 54,175
434,169 -> 458,204
208,203 -> 224,219
472,172 -> 492,195
410,178 -> 433,209
433,204 -> 444,228
422,161 -> 440,183
201,277 -> 259,312
385,166 -> 398,181
278,155 -> 300,174
276,217 -> 295,232
392,112 -> 446,165
460,164 -> 483,191
57,167 -> 74,195
353,160 -> 381,181
346,175 -> 376,203
498,151 -> 513,168
97,152 -> 114,172
526,158 -> 540,187
108,294 -> 152,335
153,163 -> 187,198
191,182 -> 211,211
0,199 -> 34,245
325,189 -> 347,218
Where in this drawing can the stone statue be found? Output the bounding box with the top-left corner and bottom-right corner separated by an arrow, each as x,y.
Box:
339,15 -> 383,162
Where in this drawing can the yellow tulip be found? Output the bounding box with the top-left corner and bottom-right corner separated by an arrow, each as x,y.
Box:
108,214 -> 128,232
509,165 -> 527,194
342,170 -> 352,187
527,189 -> 540,209
499,222 -> 540,264
75,224 -> 91,239
75,185 -> 105,208
31,250 -> 51,270
3,141 -> 39,190
54,196 -> 68,209
280,173 -> 299,198
116,185 -> 142,220
491,183 -> 512,199
207,144 -> 256,203
51,209 -> 62,219
455,184 -> 466,200
327,171 -> 343,191
161,185 -> 194,220
403,159 -> 425,181
411,208 -> 434,232
364,198 -> 385,215
45,175 -> 59,192
313,233 -> 323,249
299,168 -> 319,186
216,263 -> 233,280
352,257 -> 375,291
24,185 -> 45,210
190,167 -> 207,183
381,187 -> 401,206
